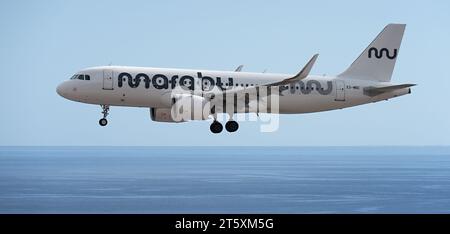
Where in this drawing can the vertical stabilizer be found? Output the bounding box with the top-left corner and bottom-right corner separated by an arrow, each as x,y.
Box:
338,24 -> 406,82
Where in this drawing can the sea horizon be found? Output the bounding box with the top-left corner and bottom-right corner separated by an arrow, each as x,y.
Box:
1,146 -> 449,213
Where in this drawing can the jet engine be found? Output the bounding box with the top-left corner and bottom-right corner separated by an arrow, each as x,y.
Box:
150,94 -> 210,122
150,108 -> 185,123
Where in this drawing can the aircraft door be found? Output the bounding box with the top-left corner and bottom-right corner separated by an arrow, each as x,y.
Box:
103,69 -> 114,90
335,80 -> 345,101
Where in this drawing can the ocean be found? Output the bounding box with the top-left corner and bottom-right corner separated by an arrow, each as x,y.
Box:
0,146 -> 449,213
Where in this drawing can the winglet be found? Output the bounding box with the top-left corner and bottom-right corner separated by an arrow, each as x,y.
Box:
268,54 -> 318,86
295,53 -> 319,80
235,65 -> 244,72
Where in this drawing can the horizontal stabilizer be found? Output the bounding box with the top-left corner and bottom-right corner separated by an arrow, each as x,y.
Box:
364,84 -> 415,97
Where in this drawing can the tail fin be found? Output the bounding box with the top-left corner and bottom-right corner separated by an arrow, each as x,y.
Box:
338,24 -> 406,82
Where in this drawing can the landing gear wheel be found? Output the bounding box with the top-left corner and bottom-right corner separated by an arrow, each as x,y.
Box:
210,121 -> 223,134
99,118 -> 108,126
99,104 -> 110,127
225,121 -> 239,132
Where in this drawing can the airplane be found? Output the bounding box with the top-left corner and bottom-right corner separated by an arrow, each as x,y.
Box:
57,23 -> 414,133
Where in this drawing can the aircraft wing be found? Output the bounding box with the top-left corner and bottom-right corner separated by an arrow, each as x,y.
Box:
202,54 -> 318,113
205,54 -> 318,98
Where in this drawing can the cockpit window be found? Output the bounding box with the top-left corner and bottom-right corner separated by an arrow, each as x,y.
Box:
70,74 -> 90,80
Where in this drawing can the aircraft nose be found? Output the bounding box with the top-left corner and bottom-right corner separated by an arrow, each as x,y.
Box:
56,82 -> 68,98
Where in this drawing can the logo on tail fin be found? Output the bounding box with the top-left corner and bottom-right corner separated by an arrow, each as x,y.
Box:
368,47 -> 397,60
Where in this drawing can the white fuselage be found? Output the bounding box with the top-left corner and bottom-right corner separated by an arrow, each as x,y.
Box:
56,66 -> 411,114
56,24 -> 412,133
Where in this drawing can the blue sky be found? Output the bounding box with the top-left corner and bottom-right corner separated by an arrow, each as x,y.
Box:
0,0 -> 449,146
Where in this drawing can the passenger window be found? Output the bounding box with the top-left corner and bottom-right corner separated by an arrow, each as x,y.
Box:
85,75 -> 90,80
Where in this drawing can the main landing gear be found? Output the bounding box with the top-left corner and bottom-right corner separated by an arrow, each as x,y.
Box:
210,118 -> 239,134
225,120 -> 239,133
99,105 -> 109,126
210,121 -> 223,134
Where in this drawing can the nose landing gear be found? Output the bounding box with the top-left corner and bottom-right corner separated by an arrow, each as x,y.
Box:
99,105 -> 110,126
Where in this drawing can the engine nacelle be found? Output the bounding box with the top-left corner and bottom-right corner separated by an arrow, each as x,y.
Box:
150,94 -> 210,122
171,94 -> 210,121
150,108 -> 186,123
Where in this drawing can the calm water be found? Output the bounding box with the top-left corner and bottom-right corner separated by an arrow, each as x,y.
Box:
0,146 -> 449,213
